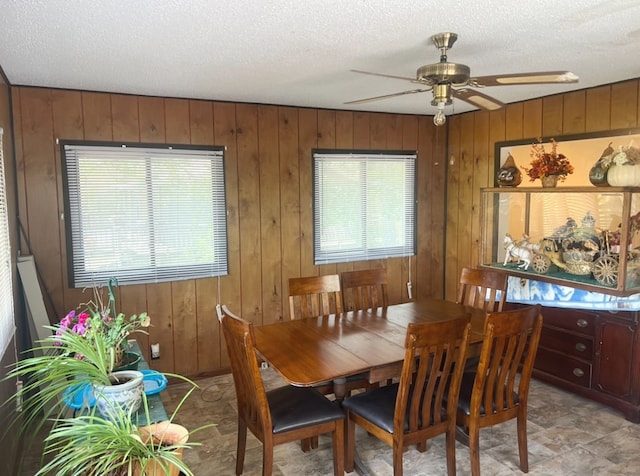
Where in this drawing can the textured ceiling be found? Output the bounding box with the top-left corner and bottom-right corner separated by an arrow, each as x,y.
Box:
1,0 -> 640,116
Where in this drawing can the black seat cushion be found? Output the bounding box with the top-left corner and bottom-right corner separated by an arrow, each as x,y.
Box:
342,383 -> 402,433
343,381 -> 448,435
456,371 -> 519,416
267,385 -> 345,434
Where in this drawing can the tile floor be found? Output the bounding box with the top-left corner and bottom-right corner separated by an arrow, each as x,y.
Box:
160,368 -> 640,476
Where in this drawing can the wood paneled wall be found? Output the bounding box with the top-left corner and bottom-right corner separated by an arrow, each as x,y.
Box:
13,79 -> 639,378
444,79 -> 640,301
10,87 -> 447,377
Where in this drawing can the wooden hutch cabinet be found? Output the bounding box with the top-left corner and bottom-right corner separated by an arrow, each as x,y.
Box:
481,187 -> 640,422
531,306 -> 640,422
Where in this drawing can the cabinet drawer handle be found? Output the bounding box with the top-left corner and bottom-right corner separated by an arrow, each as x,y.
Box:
576,319 -> 588,328
575,343 -> 587,352
573,368 -> 585,377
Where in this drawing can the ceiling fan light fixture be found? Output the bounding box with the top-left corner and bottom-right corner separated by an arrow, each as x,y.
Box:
433,101 -> 447,126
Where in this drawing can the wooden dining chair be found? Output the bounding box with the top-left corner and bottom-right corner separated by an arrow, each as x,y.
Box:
288,273 -> 372,451
218,305 -> 345,476
288,274 -> 343,319
340,268 -> 389,311
455,304 -> 543,476
288,274 -> 373,395
343,317 -> 472,476
457,266 -> 508,312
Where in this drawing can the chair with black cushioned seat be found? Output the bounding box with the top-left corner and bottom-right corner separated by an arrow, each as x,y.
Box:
455,304 -> 543,476
457,266 -> 508,373
219,305 -> 345,476
288,274 -> 374,452
343,317 -> 472,476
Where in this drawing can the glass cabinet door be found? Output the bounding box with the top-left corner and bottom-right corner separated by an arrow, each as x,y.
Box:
481,187 -> 640,296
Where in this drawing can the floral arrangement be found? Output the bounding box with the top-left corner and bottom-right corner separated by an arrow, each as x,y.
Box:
55,280 -> 151,374
522,138 -> 574,182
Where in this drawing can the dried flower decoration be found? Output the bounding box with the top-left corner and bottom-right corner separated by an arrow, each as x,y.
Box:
522,138 -> 574,182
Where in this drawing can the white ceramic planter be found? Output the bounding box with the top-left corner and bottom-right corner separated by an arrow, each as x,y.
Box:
93,369 -> 144,420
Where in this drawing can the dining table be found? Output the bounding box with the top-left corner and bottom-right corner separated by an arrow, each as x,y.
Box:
253,298 -> 486,402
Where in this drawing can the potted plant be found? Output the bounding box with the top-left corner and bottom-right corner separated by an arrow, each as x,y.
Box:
2,279 -> 213,475
1,279 -> 151,458
34,386 -> 210,476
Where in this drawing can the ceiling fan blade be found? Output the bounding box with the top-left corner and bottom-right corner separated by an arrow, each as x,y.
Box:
452,88 -> 504,111
350,69 -> 421,83
469,71 -> 579,87
345,88 -> 432,105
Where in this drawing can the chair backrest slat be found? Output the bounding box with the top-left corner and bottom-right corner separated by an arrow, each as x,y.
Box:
288,274 -> 342,319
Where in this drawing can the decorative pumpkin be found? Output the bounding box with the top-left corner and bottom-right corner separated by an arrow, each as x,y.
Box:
606,164 -> 640,186
588,163 -> 609,187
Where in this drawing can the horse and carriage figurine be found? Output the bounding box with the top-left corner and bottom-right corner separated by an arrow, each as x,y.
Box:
502,211 -> 640,287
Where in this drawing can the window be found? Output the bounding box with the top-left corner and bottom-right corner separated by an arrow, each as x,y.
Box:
0,127 -> 15,358
61,141 -> 228,287
313,150 -> 417,265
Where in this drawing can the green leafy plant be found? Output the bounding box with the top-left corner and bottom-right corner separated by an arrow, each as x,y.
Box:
35,383 -> 212,476
1,280 -> 154,472
3,281 -> 150,428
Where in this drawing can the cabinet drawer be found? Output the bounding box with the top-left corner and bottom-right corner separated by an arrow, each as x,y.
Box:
539,327 -> 594,360
541,307 -> 595,335
535,348 -> 591,387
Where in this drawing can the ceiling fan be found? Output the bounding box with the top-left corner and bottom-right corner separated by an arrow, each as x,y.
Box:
346,32 -> 579,126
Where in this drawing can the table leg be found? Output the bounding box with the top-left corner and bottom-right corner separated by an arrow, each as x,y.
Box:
333,377 -> 347,402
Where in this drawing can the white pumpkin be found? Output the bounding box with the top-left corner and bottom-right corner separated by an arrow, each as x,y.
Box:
606,164 -> 640,186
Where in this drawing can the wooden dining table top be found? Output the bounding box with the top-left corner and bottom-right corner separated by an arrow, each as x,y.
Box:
253,299 -> 485,388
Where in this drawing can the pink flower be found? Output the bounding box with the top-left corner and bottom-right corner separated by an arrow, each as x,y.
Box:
59,310 -> 76,329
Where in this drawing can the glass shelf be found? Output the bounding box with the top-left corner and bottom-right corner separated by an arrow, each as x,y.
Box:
480,187 -> 640,297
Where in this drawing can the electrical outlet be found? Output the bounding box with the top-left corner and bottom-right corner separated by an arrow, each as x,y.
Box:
151,343 -> 161,360
260,361 -> 268,370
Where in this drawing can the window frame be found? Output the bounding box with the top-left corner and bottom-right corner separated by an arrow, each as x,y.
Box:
60,140 -> 228,288
0,127 -> 14,358
312,148 -> 417,265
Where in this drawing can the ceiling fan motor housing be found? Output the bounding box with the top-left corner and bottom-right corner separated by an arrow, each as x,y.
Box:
417,62 -> 470,86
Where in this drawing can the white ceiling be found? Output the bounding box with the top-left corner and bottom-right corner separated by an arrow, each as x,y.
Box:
1,0 -> 640,116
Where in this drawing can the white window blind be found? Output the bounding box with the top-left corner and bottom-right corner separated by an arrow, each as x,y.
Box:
0,127 -> 15,358
313,150 -> 417,265
62,142 -> 228,287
